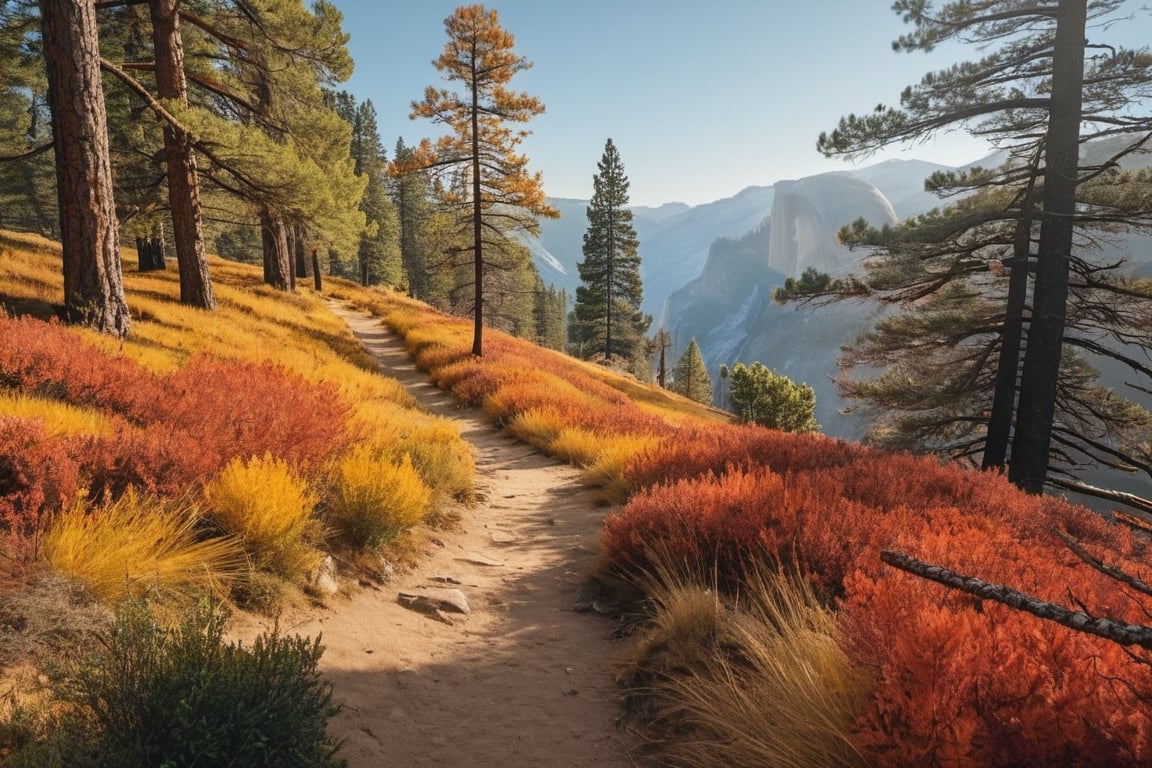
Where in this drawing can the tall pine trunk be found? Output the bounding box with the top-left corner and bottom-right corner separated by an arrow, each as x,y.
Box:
470,74 -> 484,357
150,0 -> 215,310
1010,0 -> 1086,493
39,0 -> 130,337
983,170 -> 1038,471
260,207 -> 292,291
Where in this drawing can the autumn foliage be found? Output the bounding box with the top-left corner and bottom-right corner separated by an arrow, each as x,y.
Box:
348,287 -> 1152,765
0,241 -> 473,605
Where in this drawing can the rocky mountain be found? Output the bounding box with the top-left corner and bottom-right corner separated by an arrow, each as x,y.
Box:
534,143 -> 1152,444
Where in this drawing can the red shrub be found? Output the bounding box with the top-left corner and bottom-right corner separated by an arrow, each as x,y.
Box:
624,423 -> 868,496
152,355 -> 351,470
0,314 -> 163,419
0,417 -> 81,559
843,527 -> 1152,766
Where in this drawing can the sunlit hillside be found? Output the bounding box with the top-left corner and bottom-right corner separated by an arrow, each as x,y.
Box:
4,230 -> 1152,765
338,275 -> 1152,766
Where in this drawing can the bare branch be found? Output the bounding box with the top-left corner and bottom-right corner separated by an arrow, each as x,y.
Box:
881,550 -> 1152,649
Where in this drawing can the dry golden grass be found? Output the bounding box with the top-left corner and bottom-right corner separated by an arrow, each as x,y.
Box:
622,549 -> 867,768
41,491 -> 244,605
0,392 -> 112,437
202,454 -> 324,581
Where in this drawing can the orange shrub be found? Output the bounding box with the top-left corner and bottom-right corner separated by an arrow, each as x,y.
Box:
0,417 -> 82,559
152,355 -> 351,470
843,526 -> 1152,766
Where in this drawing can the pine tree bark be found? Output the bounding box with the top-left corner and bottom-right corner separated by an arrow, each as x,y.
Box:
984,174 -> 1037,470
1010,0 -> 1086,493
39,0 -> 130,338
293,223 -> 310,280
260,207 -> 292,291
149,0 -> 215,310
470,74 -> 484,357
311,249 -> 322,291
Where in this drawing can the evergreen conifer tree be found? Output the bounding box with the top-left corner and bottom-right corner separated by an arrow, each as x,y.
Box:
806,0 -> 1152,496
408,4 -> 557,356
571,138 -> 651,365
671,339 -> 712,405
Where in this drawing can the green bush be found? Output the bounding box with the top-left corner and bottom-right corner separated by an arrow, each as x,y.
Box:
727,362 -> 819,433
62,600 -> 344,768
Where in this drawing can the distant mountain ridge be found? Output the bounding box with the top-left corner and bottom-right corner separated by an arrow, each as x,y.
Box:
535,141 -> 1152,444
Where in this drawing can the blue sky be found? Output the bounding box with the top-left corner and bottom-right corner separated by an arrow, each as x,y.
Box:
330,1 -> 1140,207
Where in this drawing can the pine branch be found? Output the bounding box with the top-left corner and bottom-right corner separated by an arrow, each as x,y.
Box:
0,141 -> 53,162
880,550 -> 1152,649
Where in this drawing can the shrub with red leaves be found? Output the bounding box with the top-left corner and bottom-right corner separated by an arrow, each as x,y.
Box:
0,417 -> 81,559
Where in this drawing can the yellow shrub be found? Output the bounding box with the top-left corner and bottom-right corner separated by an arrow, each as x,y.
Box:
405,423 -> 475,502
202,454 -> 323,580
325,446 -> 432,549
41,491 -> 243,604
583,434 -> 661,501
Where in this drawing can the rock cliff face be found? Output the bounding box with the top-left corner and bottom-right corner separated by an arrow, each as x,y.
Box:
766,173 -> 898,278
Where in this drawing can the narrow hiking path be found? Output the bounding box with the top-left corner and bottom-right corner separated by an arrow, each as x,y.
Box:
237,305 -> 639,768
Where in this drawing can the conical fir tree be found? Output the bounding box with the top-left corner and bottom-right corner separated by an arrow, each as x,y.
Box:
672,339 -> 712,405
571,138 -> 650,365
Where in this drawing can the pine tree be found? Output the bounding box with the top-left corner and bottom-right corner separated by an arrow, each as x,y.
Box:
571,138 -> 651,365
408,4 -> 558,356
38,0 -> 130,337
672,339 -> 712,405
811,0 -> 1152,495
390,137 -> 434,300
0,1 -> 55,236
333,94 -> 401,287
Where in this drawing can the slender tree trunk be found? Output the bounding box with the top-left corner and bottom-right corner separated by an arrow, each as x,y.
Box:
149,0 -> 215,310
311,249 -> 322,291
1010,0 -> 1086,493
39,0 -> 130,338
293,223 -> 310,280
285,223 -> 296,291
606,211 -> 614,361
260,207 -> 292,291
984,174 -> 1038,470
470,72 -> 484,357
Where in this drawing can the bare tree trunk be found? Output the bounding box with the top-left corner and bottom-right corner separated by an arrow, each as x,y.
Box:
293,223 -> 310,281
881,550 -> 1152,649
311,249 -> 322,292
984,170 -> 1038,470
470,75 -> 484,357
260,207 -> 291,291
149,0 -> 215,310
1010,0 -> 1086,493
39,0 -> 130,338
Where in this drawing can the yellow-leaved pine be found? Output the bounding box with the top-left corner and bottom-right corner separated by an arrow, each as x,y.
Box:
406,4 -> 558,357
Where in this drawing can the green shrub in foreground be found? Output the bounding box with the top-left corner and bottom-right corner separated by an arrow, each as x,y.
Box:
63,599 -> 344,768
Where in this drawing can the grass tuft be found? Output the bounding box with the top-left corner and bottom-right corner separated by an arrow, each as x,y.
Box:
41,491 -> 243,604
621,548 -> 866,768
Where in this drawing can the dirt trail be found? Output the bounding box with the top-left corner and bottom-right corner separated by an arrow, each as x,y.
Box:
238,305 -> 639,768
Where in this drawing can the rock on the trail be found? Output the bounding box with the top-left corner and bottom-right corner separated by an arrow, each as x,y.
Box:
398,588 -> 471,615
456,552 -> 504,567
311,555 -> 339,595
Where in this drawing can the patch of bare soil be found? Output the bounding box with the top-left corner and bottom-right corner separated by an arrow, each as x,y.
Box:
235,305 -> 639,768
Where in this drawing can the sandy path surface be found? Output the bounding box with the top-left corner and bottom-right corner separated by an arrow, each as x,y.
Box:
238,305 -> 639,768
